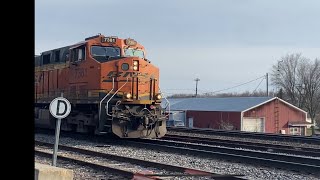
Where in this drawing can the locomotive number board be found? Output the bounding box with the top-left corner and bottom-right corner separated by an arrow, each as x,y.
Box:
101,37 -> 116,43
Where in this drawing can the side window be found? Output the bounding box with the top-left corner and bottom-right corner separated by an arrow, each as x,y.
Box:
43,54 -> 51,65
54,50 -> 60,62
71,46 -> 85,62
78,48 -> 84,60
60,47 -> 69,62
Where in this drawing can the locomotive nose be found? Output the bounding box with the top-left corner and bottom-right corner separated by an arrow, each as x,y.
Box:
111,58 -> 152,99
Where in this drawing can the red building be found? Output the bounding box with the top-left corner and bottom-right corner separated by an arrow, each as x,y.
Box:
166,97 -> 311,135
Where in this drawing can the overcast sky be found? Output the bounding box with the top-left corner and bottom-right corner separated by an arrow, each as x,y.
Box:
35,0 -> 320,96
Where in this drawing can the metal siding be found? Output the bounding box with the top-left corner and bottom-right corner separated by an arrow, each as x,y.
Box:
278,100 -> 307,134
243,99 -> 307,134
186,111 -> 241,130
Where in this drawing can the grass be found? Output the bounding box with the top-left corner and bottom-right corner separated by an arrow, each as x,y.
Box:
306,128 -> 312,136
306,127 -> 320,136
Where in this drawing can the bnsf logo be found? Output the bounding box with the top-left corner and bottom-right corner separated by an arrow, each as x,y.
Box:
103,71 -> 153,82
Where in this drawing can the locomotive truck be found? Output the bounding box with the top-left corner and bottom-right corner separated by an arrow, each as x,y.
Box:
35,34 -> 168,138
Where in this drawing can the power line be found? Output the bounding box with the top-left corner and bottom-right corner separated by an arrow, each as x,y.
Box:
162,88 -> 195,91
162,75 -> 267,95
253,77 -> 265,92
203,75 -> 266,95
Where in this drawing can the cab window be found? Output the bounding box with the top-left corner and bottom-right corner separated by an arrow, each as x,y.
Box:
91,46 -> 121,62
124,48 -> 145,59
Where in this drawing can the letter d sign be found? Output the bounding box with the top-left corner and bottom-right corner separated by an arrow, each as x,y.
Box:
49,97 -> 71,119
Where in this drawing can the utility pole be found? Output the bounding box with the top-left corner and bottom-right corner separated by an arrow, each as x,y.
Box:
194,78 -> 200,97
266,73 -> 268,96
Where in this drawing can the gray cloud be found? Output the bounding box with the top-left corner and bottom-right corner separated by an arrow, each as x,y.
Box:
35,0 -> 320,94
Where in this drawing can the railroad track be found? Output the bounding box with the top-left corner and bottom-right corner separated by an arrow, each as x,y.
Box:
35,140 -> 244,180
163,134 -> 320,157
123,138 -> 320,175
168,127 -> 320,145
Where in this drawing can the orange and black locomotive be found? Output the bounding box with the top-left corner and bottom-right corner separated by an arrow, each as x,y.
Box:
35,34 -> 168,138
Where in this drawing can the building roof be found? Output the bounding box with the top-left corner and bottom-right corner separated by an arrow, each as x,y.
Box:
288,121 -> 313,127
161,97 -> 274,112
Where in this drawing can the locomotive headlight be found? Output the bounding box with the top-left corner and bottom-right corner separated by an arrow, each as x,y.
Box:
124,92 -> 132,99
155,93 -> 162,100
133,60 -> 139,71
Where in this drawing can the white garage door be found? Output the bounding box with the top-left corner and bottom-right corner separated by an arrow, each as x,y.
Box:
242,117 -> 265,132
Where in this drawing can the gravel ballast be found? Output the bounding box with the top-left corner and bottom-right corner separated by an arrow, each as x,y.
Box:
35,133 -> 320,180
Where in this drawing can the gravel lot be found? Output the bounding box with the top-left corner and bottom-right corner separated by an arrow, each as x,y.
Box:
35,133 -> 320,180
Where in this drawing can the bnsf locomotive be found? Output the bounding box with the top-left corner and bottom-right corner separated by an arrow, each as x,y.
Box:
35,34 -> 168,138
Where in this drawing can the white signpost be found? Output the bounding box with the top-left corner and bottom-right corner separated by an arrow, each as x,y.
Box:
49,93 -> 71,166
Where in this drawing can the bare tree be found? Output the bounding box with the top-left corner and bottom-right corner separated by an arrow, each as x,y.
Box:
271,53 -> 307,107
271,54 -> 320,135
299,58 -> 320,134
315,114 -> 320,129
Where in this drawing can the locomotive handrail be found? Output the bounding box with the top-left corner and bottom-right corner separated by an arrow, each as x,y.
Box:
106,77 -> 129,116
99,77 -> 114,121
159,87 -> 170,116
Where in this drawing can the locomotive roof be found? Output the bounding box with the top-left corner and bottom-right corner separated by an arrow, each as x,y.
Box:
40,45 -> 72,54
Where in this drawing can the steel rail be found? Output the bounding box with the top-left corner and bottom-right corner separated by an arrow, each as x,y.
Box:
124,138 -> 320,175
35,140 -> 244,180
35,150 -> 141,179
167,127 -> 320,144
163,134 -> 320,157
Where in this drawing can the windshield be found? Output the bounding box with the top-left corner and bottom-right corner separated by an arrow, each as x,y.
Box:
91,46 -> 121,62
124,49 -> 145,59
